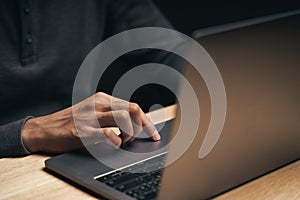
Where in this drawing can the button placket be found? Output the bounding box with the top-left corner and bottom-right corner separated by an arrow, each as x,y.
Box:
26,34 -> 33,44
24,7 -> 31,14
19,0 -> 36,65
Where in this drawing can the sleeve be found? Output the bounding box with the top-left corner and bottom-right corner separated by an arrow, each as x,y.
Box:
0,117 -> 32,158
99,0 -> 185,111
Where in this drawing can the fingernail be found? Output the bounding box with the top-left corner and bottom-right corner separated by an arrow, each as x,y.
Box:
112,143 -> 120,149
153,131 -> 161,141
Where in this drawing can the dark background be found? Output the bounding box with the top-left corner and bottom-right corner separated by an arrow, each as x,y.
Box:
101,0 -> 300,111
153,0 -> 300,35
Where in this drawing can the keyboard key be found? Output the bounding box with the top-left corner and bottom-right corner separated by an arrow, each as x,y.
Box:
140,184 -> 152,191
96,175 -> 109,182
126,190 -> 140,198
136,174 -> 153,183
111,171 -> 127,178
137,195 -> 146,200
148,180 -> 160,188
115,180 -> 141,192
96,170 -> 126,183
104,173 -> 139,187
143,190 -> 157,200
151,171 -> 162,179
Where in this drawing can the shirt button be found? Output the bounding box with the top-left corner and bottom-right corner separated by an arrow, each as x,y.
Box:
26,34 -> 33,44
24,7 -> 31,14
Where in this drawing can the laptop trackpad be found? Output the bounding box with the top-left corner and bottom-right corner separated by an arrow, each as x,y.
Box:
86,120 -> 172,170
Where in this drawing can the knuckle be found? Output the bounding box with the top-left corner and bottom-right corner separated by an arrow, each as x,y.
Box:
103,129 -> 112,138
94,101 -> 101,108
96,111 -> 104,119
95,92 -> 105,99
129,103 -> 141,114
117,110 -> 129,120
94,101 -> 107,111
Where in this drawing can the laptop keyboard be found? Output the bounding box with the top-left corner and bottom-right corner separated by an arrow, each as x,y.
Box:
95,154 -> 166,200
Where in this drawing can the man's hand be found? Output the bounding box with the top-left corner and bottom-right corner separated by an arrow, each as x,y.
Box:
21,92 -> 160,153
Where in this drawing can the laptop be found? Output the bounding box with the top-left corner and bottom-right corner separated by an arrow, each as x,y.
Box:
45,12 -> 300,199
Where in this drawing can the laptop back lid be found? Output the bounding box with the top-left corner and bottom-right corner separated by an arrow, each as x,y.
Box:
158,14 -> 300,199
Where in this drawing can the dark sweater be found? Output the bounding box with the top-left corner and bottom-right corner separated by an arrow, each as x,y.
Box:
0,0 -> 181,157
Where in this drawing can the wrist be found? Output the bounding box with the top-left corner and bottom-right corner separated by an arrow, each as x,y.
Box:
22,117 -> 41,153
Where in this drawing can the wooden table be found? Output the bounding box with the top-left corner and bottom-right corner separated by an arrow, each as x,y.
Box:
1,105 -> 299,200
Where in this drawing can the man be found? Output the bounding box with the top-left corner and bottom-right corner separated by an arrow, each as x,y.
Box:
0,0 -> 181,157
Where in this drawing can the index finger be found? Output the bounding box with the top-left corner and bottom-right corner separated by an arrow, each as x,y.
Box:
141,114 -> 161,141
111,100 -> 160,141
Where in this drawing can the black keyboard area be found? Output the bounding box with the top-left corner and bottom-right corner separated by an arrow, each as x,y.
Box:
96,154 -> 166,200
